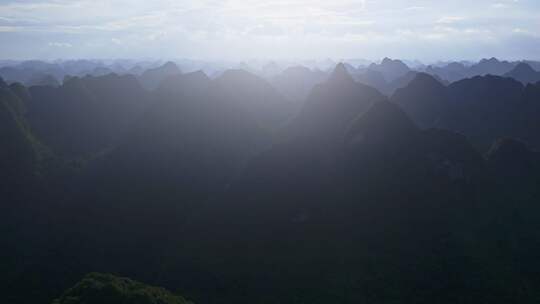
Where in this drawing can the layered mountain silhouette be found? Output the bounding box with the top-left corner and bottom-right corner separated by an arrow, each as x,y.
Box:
138,61 -> 182,90
354,70 -> 443,95
176,96 -> 493,304
392,72 -> 540,150
271,65 -> 328,102
3,60 -> 540,304
63,71 -> 270,275
425,62 -> 469,83
471,57 -> 516,76
504,62 -> 540,84
26,73 -> 150,157
213,69 -> 293,129
0,77 -> 41,193
391,72 -> 448,128
367,57 -> 411,82
425,57 -> 518,83
285,63 -> 384,145
353,69 -> 388,93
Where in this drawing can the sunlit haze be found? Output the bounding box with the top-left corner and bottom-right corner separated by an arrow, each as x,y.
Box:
1,0 -> 539,61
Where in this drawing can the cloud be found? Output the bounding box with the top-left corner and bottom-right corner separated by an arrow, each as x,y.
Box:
0,0 -> 539,60
437,16 -> 466,24
48,41 -> 72,47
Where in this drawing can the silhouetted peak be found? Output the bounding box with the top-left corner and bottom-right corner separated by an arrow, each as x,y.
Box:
367,58 -> 410,82
189,69 -> 210,80
408,72 -> 445,89
481,57 -> 500,64
139,62 -> 183,90
0,76 -> 6,88
381,57 -> 393,64
329,63 -> 354,83
380,57 -> 408,68
503,62 -> 540,84
510,62 -> 536,74
347,99 -> 418,143
161,61 -> 181,72
142,61 -> 181,76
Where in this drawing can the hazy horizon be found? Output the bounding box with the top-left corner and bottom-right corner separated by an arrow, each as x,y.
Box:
1,0 -> 539,61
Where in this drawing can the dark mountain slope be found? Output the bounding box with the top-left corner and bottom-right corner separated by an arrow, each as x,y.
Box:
5,62 -> 540,304
175,98 -> 497,304
392,74 -> 540,150
26,73 -> 150,157
391,73 -> 448,128
62,71 -> 270,279
0,79 -> 40,193
353,69 -> 388,94
285,63 -> 385,145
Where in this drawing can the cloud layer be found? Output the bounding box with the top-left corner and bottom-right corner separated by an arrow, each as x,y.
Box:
0,0 -> 539,61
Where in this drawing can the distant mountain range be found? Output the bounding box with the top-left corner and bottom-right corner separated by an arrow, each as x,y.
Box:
392,72 -> 540,150
504,62 -> 540,84
2,58 -> 539,94
2,60 -> 540,304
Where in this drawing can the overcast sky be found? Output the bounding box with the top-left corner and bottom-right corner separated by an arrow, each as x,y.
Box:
0,0 -> 539,61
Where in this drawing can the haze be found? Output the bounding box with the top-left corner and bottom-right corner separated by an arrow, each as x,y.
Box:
1,0 -> 539,61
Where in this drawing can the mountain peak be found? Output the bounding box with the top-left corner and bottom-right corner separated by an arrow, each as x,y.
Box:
0,76 -> 7,88
480,57 -> 500,64
513,62 -> 536,73
161,61 -> 181,73
382,57 -> 394,64
504,62 -> 540,84
368,58 -> 410,82
329,63 -> 354,83
346,99 -> 418,145
381,57 -> 407,67
408,72 -> 444,89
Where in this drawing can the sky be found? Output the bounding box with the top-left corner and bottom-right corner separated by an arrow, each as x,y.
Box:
0,0 -> 539,62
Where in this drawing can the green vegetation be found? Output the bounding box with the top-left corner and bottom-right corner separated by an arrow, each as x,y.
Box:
52,273 -> 192,304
